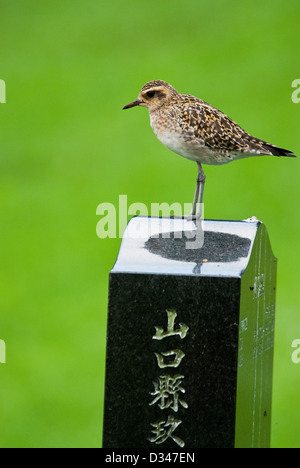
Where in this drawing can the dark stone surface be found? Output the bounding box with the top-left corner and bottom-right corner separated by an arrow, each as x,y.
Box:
102,218 -> 277,448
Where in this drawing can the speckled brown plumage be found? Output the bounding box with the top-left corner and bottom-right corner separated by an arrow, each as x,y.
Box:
124,80 -> 296,165
123,80 -> 296,217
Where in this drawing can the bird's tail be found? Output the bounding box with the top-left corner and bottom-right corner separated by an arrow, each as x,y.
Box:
245,133 -> 297,158
262,142 -> 297,158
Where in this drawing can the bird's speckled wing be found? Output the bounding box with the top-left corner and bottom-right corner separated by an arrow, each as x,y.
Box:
176,95 -> 295,157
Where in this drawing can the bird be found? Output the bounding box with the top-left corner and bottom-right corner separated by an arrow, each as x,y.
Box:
123,80 -> 296,218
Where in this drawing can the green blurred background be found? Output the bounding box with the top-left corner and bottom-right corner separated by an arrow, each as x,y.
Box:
0,0 -> 299,448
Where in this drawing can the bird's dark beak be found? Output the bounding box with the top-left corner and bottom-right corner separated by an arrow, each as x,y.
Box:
123,99 -> 141,110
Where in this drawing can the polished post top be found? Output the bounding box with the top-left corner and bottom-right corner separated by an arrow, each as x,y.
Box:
112,217 -> 262,278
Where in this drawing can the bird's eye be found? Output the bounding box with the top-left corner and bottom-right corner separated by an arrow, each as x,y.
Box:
146,90 -> 155,98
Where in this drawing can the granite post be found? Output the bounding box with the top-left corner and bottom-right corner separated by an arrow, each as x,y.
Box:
102,217 -> 277,448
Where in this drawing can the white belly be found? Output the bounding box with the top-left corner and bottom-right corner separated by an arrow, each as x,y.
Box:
152,124 -> 224,165
149,114 -> 250,166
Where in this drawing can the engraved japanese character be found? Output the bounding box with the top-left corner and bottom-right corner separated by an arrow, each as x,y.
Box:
149,374 -> 188,412
153,309 -> 189,341
148,415 -> 185,448
154,349 -> 185,368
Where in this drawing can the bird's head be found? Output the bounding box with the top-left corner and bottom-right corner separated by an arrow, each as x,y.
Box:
123,80 -> 179,112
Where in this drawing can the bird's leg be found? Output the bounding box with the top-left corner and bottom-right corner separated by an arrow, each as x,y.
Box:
172,163 -> 206,220
190,163 -> 206,218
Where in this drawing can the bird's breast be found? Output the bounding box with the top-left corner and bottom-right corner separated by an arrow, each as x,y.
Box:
150,112 -> 189,155
150,112 -> 217,163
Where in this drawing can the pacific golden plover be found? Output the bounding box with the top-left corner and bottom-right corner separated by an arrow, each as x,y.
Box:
123,80 -> 296,217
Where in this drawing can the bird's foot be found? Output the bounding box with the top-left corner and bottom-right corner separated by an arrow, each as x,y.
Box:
171,213 -> 201,221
